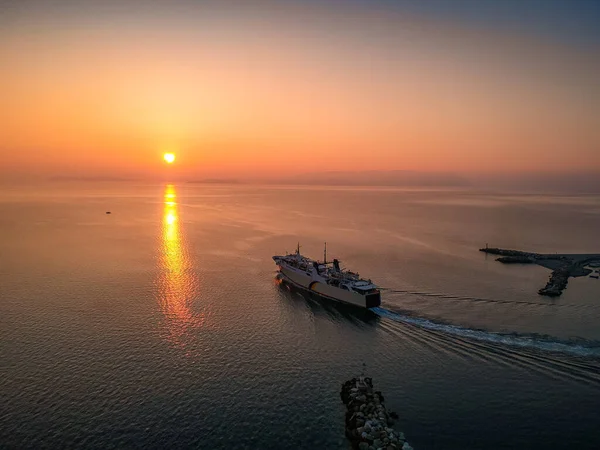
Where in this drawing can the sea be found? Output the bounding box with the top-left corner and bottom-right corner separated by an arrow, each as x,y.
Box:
1,182 -> 600,449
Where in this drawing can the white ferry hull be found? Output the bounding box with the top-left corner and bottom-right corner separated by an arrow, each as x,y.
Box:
278,265 -> 380,309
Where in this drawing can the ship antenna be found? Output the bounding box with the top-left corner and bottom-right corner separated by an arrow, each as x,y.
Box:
324,242 -> 327,264
297,242 -> 300,255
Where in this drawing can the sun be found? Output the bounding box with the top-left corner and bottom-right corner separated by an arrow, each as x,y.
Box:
163,153 -> 176,164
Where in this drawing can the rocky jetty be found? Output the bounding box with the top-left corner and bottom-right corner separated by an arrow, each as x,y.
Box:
480,247 -> 540,260
496,256 -> 535,264
480,247 -> 598,297
538,267 -> 570,296
341,376 -> 412,450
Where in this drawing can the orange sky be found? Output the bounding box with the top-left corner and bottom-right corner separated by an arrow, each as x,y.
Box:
1,1 -> 598,179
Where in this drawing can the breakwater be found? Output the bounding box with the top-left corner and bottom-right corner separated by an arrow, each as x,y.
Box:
480,247 -> 598,297
341,376 -> 412,450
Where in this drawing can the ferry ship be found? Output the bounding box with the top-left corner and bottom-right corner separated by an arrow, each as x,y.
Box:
273,244 -> 381,309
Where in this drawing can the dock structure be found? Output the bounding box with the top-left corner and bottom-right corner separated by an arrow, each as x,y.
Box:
341,376 -> 411,450
480,247 -> 600,297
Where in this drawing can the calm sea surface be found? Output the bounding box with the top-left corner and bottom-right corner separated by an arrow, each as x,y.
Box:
2,183 -> 600,449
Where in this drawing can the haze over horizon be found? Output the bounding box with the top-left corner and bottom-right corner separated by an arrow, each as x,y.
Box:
1,0 -> 599,183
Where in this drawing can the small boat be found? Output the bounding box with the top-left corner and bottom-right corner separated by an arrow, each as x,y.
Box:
590,274 -> 599,279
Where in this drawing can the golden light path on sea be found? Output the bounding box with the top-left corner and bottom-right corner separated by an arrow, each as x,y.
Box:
158,184 -> 208,350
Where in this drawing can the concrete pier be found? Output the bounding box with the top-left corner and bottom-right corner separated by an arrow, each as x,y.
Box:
480,247 -> 600,297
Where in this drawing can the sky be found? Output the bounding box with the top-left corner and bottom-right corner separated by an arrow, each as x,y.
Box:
0,0 -> 598,180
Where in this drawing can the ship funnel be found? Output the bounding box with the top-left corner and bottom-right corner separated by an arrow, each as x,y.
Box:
333,259 -> 341,272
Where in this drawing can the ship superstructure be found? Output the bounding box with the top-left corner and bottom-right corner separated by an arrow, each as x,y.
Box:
273,244 -> 381,308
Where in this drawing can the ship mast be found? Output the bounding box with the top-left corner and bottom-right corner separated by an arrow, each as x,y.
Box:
324,242 -> 327,264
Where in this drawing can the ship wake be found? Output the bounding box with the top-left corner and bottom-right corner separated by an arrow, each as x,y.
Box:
371,307 -> 600,359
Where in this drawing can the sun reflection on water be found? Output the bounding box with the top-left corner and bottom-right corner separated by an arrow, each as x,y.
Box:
159,184 -> 207,349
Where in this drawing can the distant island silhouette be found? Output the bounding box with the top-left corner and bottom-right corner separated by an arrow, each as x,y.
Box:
41,170 -> 600,193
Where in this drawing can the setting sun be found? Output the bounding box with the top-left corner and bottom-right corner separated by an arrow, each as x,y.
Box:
163,153 -> 175,164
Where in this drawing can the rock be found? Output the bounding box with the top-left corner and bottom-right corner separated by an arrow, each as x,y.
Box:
341,376 -> 409,450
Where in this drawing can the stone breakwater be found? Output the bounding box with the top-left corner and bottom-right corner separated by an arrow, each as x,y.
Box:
538,267 -> 571,297
341,377 -> 412,450
479,247 -> 598,297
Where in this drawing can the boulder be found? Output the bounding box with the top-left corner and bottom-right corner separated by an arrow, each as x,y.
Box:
341,376 -> 410,450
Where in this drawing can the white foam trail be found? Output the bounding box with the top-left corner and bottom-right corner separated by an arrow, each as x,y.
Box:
371,307 -> 600,358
